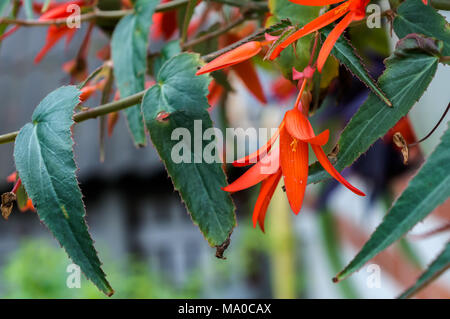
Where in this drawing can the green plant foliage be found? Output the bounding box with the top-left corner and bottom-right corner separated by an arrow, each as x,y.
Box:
111,0 -> 159,146
399,242 -> 450,299
13,86 -> 113,296
2,240 -> 201,298
307,34 -> 441,185
336,124 -> 450,281
394,0 -> 450,56
321,26 -> 391,106
142,53 -> 236,247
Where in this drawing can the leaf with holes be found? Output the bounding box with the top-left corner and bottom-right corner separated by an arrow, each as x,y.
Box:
13,86 -> 113,296
335,124 -> 450,282
394,0 -> 450,57
142,53 -> 236,248
111,0 -> 159,146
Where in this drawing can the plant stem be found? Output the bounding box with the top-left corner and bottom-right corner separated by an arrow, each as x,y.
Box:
182,15 -> 247,49
0,90 -> 146,145
0,0 -> 266,27
431,0 -> 450,11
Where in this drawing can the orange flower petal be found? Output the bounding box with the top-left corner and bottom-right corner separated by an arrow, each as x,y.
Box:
6,172 -> 17,183
196,41 -> 262,75
232,60 -> 267,104
317,12 -> 354,72
19,198 -> 36,212
233,124 -> 282,167
280,126 -> 309,214
223,148 -> 280,193
284,108 -> 329,145
289,0 -> 345,5
253,169 -> 282,233
107,112 -> 120,137
270,2 -> 350,60
34,26 -> 70,63
311,144 -> 365,196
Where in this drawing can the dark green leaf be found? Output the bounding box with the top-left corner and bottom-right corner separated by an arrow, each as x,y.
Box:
308,35 -> 441,185
322,26 -> 392,107
13,86 -> 113,296
399,242 -> 450,299
142,53 -> 236,247
336,124 -> 450,281
153,40 -> 181,76
269,0 -> 320,25
394,0 -> 450,57
111,0 -> 159,146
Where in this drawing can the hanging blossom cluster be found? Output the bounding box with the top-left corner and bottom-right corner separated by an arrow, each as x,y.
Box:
196,0 -> 380,231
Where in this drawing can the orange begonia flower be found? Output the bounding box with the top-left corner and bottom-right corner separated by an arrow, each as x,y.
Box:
223,96 -> 365,232
196,22 -> 275,105
269,0 -> 370,72
34,0 -> 88,64
197,41 -> 263,75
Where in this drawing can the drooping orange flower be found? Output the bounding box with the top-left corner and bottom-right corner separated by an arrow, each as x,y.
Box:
223,90 -> 365,232
34,0 -> 89,64
269,0 -> 370,72
196,22 -> 273,104
152,0 -> 178,40
79,80 -> 105,102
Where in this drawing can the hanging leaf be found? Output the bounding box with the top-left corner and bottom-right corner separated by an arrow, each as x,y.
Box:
142,53 -> 236,248
307,34 -> 442,185
13,86 -> 113,296
394,0 -> 450,56
23,0 -> 33,19
399,242 -> 450,299
180,0 -> 196,45
321,26 -> 392,107
335,124 -> 450,282
111,0 -> 159,146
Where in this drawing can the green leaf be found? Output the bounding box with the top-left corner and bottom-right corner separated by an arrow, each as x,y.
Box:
142,53 -> 236,247
23,0 -> 33,19
335,124 -> 450,282
13,86 -> 113,296
307,34 -> 441,185
41,0 -> 51,12
321,26 -> 392,107
180,0 -> 196,45
0,0 -> 10,17
111,0 -> 159,146
394,0 -> 450,56
153,40 -> 181,76
399,242 -> 450,299
269,0 -> 320,25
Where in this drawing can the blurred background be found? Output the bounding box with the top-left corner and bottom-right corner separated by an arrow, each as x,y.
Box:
0,0 -> 449,298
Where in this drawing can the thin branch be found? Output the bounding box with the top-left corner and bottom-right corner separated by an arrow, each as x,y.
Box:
182,15 -> 247,49
0,0 -> 266,27
409,102 -> 450,147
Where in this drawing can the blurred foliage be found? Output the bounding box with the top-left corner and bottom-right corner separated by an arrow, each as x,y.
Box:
1,240 -> 202,299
